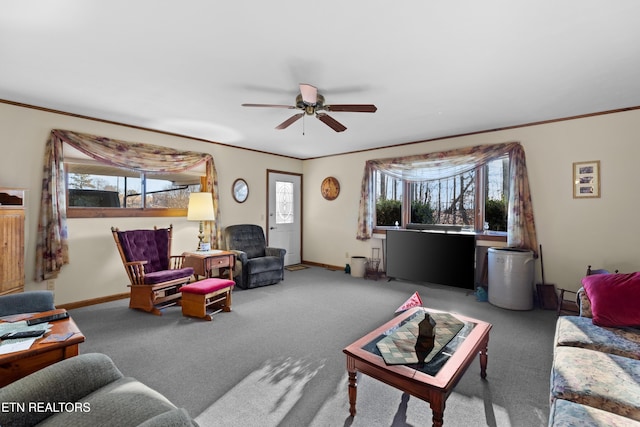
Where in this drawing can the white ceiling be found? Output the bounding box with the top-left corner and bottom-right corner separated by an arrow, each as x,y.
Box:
1,1 -> 640,159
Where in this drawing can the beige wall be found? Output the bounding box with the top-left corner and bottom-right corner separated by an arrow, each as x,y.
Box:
0,103 -> 301,304
303,109 -> 640,292
2,101 -> 639,305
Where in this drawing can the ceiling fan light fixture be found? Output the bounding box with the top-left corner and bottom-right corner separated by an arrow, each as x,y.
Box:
242,83 -> 376,133
299,83 -> 318,105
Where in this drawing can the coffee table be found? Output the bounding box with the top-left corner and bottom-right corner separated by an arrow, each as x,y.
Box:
343,307 -> 492,427
0,309 -> 85,387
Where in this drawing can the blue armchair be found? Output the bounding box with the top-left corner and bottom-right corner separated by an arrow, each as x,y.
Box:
0,291 -> 55,317
0,353 -> 197,426
223,224 -> 286,289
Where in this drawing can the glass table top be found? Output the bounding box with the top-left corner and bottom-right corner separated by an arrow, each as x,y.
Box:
361,308 -> 477,376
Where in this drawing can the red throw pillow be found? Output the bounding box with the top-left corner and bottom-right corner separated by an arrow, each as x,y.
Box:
582,272 -> 640,327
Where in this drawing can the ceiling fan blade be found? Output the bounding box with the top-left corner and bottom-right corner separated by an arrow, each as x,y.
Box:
316,113 -> 347,132
299,83 -> 318,105
275,113 -> 304,130
242,103 -> 296,109
325,104 -> 377,113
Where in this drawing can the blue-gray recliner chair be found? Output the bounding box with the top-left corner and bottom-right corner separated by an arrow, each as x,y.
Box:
0,353 -> 197,427
0,291 -> 55,317
223,224 -> 286,289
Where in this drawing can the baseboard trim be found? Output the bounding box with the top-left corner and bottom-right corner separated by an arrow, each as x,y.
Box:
301,260 -> 344,271
57,263 -> 348,309
57,292 -> 130,310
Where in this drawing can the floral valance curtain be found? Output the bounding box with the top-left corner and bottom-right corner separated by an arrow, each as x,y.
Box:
356,142 -> 538,254
35,129 -> 220,281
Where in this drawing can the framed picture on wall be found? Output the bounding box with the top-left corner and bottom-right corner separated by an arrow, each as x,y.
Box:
573,160 -> 600,198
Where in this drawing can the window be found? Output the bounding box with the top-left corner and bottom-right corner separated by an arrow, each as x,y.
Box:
37,129 -> 218,281
374,156 -> 508,231
275,180 -> 294,224
374,171 -> 403,226
65,159 -> 203,218
484,157 -> 509,231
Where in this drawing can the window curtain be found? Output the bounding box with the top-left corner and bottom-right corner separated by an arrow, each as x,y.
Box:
356,142 -> 538,254
35,129 -> 220,281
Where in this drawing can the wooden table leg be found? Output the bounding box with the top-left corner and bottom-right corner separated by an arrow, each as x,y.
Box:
346,357 -> 357,417
429,396 -> 445,427
479,336 -> 489,379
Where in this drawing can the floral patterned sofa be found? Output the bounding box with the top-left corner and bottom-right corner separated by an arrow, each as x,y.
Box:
549,272 -> 640,426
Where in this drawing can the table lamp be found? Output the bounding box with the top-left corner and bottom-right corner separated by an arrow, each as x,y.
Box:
187,192 -> 215,251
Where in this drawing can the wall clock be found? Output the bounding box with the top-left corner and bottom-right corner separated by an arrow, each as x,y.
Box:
232,178 -> 248,203
321,176 -> 340,200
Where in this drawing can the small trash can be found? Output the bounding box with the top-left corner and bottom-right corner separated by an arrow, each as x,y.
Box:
488,247 -> 535,310
350,256 -> 367,278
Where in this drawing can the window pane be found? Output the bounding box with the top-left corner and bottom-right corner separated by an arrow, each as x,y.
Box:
408,181 -> 434,225
68,172 -> 142,208
144,176 -> 195,209
276,180 -> 294,224
121,176 -> 143,208
409,170 -> 475,226
485,157 -> 509,231
67,164 -> 201,210
375,170 -> 402,226
68,187 -> 121,207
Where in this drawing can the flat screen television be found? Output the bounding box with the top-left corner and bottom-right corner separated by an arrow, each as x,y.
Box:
386,229 -> 475,289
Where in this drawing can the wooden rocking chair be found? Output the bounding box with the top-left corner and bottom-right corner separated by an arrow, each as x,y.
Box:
112,225 -> 194,315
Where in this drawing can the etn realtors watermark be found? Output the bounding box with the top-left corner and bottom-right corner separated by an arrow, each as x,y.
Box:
1,401 -> 90,414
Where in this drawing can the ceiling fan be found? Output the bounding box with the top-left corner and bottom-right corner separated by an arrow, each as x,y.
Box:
242,83 -> 377,132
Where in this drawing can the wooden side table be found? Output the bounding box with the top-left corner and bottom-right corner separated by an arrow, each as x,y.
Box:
183,250 -> 235,281
0,309 -> 85,387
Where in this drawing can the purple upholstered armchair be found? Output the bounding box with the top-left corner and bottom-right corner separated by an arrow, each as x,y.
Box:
112,225 -> 193,315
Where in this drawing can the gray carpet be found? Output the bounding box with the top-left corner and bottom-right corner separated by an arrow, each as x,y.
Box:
69,267 -> 557,426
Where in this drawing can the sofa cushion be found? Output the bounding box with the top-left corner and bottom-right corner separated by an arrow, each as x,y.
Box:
555,316 -> 640,360
551,346 -> 640,421
0,353 -> 124,427
143,267 -> 194,285
137,408 -> 199,427
550,399 -> 640,427
243,269 -> 284,289
246,256 -> 283,275
582,272 -> 640,327
38,377 -> 180,427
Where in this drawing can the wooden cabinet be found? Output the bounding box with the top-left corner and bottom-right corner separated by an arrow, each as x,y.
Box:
0,188 -> 25,296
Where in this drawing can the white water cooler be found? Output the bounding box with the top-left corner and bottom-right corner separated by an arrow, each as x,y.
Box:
488,247 -> 535,310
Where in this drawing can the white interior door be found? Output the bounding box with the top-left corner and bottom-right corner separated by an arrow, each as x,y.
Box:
267,171 -> 301,266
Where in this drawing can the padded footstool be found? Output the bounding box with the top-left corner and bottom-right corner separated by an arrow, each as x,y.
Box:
180,278 -> 234,321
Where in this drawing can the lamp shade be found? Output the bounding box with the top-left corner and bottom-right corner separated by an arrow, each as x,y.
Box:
187,192 -> 215,221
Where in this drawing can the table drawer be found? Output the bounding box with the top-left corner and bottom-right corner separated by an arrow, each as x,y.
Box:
0,346 -> 79,387
206,256 -> 231,269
